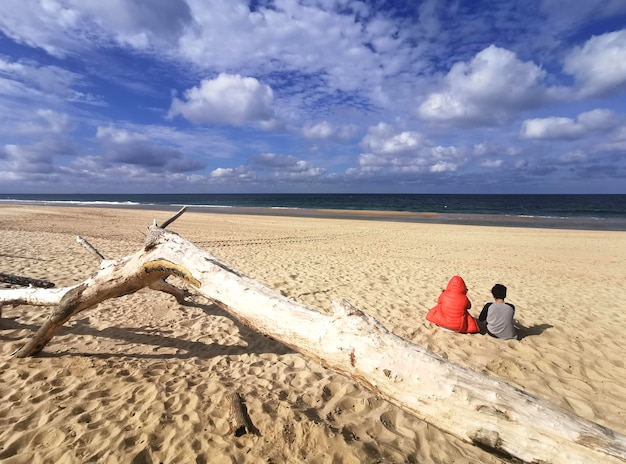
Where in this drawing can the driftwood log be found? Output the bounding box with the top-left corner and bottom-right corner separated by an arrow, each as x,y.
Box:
0,272 -> 55,320
0,272 -> 55,288
1,209 -> 625,463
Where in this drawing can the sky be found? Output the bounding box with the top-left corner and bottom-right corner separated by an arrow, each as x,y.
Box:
1,0 -> 626,194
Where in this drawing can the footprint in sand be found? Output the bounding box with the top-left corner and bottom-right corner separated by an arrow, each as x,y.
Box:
486,358 -> 525,380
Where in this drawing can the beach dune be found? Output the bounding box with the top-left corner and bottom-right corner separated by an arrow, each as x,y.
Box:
1,206 -> 625,463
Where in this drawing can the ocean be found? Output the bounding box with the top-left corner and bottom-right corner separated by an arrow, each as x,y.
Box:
1,193 -> 626,230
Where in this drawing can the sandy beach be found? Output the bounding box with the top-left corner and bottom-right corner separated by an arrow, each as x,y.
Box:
1,205 -> 625,463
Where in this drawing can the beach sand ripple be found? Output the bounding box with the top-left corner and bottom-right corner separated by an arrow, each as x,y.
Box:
1,206 -> 625,463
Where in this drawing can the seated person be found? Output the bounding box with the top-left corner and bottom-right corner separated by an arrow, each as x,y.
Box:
479,284 -> 517,340
426,276 -> 479,333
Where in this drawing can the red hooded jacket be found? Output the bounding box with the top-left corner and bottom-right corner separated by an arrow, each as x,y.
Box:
425,276 -> 479,333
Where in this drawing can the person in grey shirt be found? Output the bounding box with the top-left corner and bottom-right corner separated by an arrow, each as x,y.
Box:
479,284 -> 517,340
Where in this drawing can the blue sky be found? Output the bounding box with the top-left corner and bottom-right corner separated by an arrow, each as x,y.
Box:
1,0 -> 626,194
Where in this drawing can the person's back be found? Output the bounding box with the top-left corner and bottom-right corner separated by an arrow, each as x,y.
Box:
479,284 -> 517,340
426,275 -> 479,333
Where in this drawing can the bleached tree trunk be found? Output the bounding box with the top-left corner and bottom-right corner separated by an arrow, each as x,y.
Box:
1,221 -> 625,463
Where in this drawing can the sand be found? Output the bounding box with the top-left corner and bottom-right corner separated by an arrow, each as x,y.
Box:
1,205 -> 625,464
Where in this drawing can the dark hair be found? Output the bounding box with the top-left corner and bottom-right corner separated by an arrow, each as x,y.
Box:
492,284 -> 507,299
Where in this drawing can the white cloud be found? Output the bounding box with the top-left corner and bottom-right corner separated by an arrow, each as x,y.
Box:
473,143 -> 493,156
210,152 -> 326,184
0,0 -> 81,57
353,123 -> 467,176
210,166 -> 251,180
178,0 -> 404,95
0,0 -> 192,56
418,45 -> 546,125
14,109 -> 72,135
430,161 -> 457,173
521,117 -> 581,140
76,0 -> 192,48
471,142 -> 517,158
36,109 -> 71,133
480,159 -> 503,168
520,109 -> 617,139
564,29 -> 626,98
169,73 -> 276,127
577,109 -> 616,129
0,56 -> 99,104
303,121 -> 334,139
0,0 -> 418,114
1,1 -> 626,193
360,123 -> 424,155
97,126 -> 148,144
303,121 -> 358,141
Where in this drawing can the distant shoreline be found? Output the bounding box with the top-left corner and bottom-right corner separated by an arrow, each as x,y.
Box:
3,201 -> 626,231
192,205 -> 626,231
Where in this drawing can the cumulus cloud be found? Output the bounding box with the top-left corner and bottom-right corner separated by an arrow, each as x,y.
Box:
360,123 -> 424,155
520,109 -> 617,139
210,165 -> 253,181
417,45 -> 546,125
169,73 -> 277,127
564,29 -> 626,98
353,123 -> 467,176
521,117 -> 584,140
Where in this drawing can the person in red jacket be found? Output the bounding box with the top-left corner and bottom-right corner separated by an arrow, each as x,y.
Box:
425,275 -> 479,333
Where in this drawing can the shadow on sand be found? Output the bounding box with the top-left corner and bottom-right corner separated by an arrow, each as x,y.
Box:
476,320 -> 553,340
515,322 -> 553,340
0,299 -> 293,360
